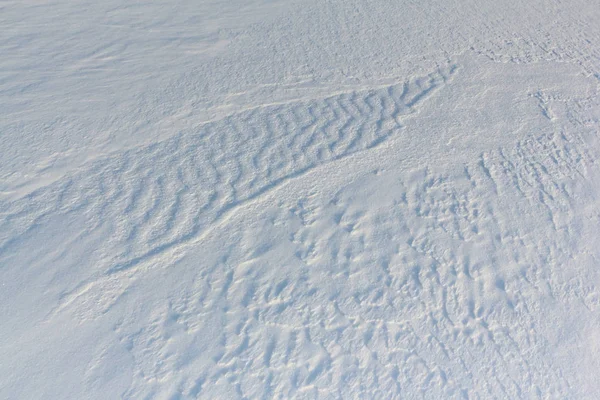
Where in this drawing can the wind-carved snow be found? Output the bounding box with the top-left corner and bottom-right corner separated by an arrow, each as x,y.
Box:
3,0 -> 600,397
2,53 -> 600,399
0,64 -> 457,281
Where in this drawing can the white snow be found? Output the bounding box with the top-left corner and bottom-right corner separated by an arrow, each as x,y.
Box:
2,0 -> 600,398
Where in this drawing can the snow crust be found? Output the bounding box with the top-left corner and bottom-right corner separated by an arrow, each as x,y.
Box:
2,0 -> 600,398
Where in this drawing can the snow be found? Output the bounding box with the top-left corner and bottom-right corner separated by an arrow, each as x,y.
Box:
2,0 -> 600,398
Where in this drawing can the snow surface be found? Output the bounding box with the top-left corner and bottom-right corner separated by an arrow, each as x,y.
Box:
2,0 -> 600,398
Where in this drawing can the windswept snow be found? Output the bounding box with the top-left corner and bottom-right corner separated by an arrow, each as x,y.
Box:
2,0 -> 600,399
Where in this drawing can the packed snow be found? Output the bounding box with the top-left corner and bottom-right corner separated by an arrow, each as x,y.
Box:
2,0 -> 600,398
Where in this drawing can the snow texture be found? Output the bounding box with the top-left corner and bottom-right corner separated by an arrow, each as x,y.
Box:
2,0 -> 600,399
